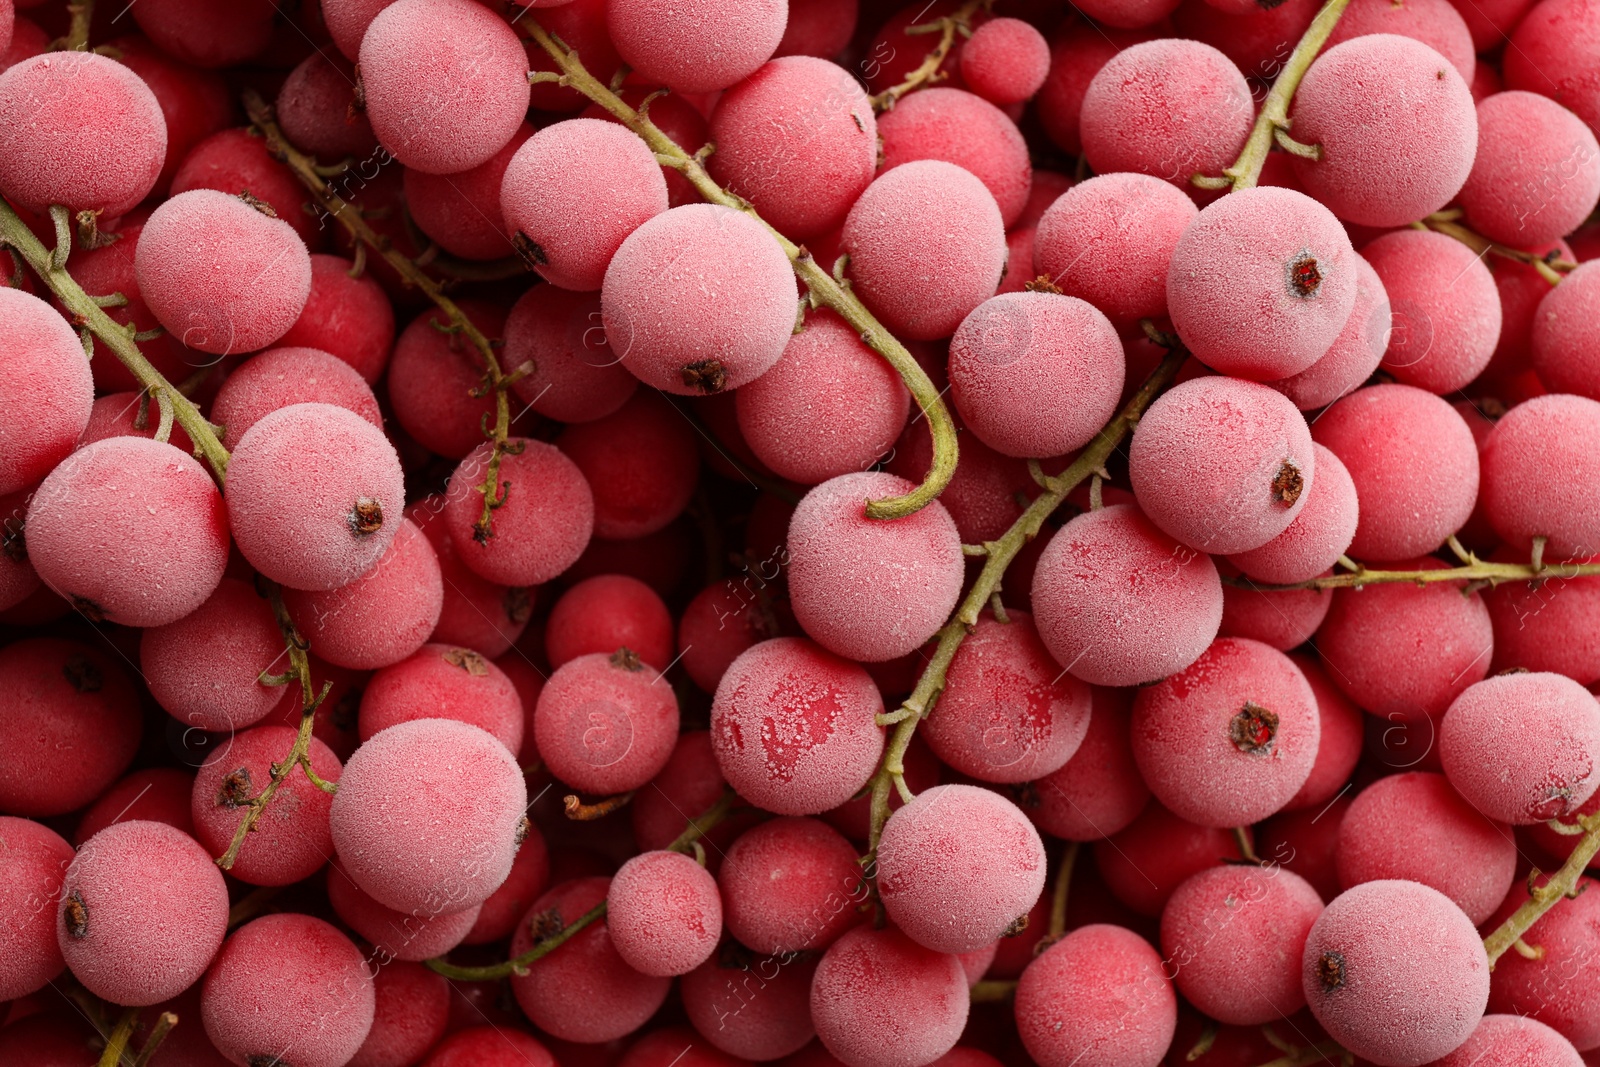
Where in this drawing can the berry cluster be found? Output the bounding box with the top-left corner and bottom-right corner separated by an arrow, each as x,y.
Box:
2,0 -> 1600,1066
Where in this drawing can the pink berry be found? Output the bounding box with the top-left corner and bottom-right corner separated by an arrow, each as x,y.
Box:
0,816 -> 72,1000
787,472 -> 963,662
1311,384 -> 1480,561
1533,261 -> 1600,400
422,1027 -> 556,1067
558,390 -> 698,540
632,731 -> 731,851
1336,771 -> 1515,925
1481,394 -> 1600,557
606,850 -> 722,977
1130,376 -> 1317,554
461,818 -> 549,945
348,960 -> 450,1067
602,204 -> 796,394
322,0 -> 393,59
1460,92 -> 1600,247
960,18 -> 1050,104
141,578 -> 289,732
74,767 -> 195,845
359,0 -> 528,174
720,816 -> 865,954
77,392 -> 197,454
26,437 -> 227,626
203,914 -> 375,1067
0,638 -> 140,817
711,637 -> 885,815
878,88 -> 1032,228
276,51 -> 376,158
1484,551 -> 1600,684
1441,671 -> 1600,823
1302,880 -> 1489,1066
534,649 -> 679,794
502,118 -> 668,291
1265,250 -> 1391,411
708,56 -> 877,240
1281,653 -> 1363,811
1431,1015 -> 1585,1067
1504,0 -> 1600,137
1485,873 -> 1600,1049
1094,803 -> 1246,916
678,581 -> 772,694
948,293 -> 1123,458
1289,35 -> 1478,227
1162,864 -> 1324,1024
737,309 -> 911,484
360,643 -> 520,754
1322,0 -> 1476,81
109,37 -> 230,195
504,284 -> 637,423
811,925 -> 968,1067
1167,186 -> 1359,380
1228,443 -> 1358,583
191,723 -> 343,885
212,346 -> 382,449
60,820 -> 228,1005
841,160 -> 1007,341
0,490 -> 40,613
1364,229 -> 1501,394
228,402 -> 405,591
1258,796 -> 1350,903
885,423 -> 1033,543
681,950 -> 818,1059
169,126 -> 321,248
524,0 -> 622,110
405,124 -> 532,261
128,0 -> 274,67
546,574 -> 673,671
511,876 -> 672,1042
441,438 -> 595,586
775,0 -> 857,58
277,253 -> 397,385
410,499 -> 532,660
1032,172 -> 1197,327
1032,503 -> 1223,686
1036,23 -> 1143,156
136,188 -> 312,355
1079,39 -> 1252,187
327,859 -> 480,962
0,289 -> 93,496
1219,573 -> 1334,650
330,718 -> 528,914
0,52 -> 165,216
606,0 -> 785,92
386,300 -> 505,462
1024,686 -> 1150,841
1015,924 -> 1177,1067
877,784 -> 1046,954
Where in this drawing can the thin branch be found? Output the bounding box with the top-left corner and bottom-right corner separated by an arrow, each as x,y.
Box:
869,0 -> 990,112
1415,213 -> 1578,285
1225,558 -> 1600,592
519,20 -> 957,521
1046,841 -> 1078,942
563,791 -> 635,820
61,0 -> 95,50
130,1012 -> 178,1067
1482,812 -> 1600,966
96,1008 -> 137,1067
969,979 -> 1018,1002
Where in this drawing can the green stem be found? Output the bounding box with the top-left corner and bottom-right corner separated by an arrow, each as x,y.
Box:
97,1007 -> 137,1067
1227,559 -> 1600,592
130,1012 -> 178,1067
1482,813 -> 1600,966
869,0 -> 990,112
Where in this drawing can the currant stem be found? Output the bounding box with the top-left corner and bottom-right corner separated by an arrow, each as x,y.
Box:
1482,812 -> 1600,966
1224,558 -> 1600,592
129,1012 -> 178,1067
520,19 -> 958,521
96,1007 -> 138,1067
1415,213 -> 1579,284
869,0 -> 991,112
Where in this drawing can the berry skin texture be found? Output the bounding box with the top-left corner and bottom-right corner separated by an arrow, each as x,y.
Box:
1219,575 -> 1334,651
1032,172 -> 1198,327
948,293 -> 1124,459
405,124 -> 532,261
606,850 -> 722,977
876,784 -> 1047,954
1166,186 -> 1359,381
0,51 -> 165,216
26,437 -> 228,627
326,859 -> 480,962
736,309 -> 911,485
1025,686 -> 1151,841
211,346 -> 383,449
359,642 -> 524,754
1533,261 -> 1600,400
348,960 -> 450,1067
1481,394 -> 1600,557
504,284 -> 637,424
1161,865 -> 1325,1025
502,118 -> 668,291
811,925 -> 969,1067
959,18 -> 1050,104
141,578 -> 290,732
1461,92 -> 1600,247
0,816 -> 73,1001
284,518 -> 444,671
1311,384 -> 1480,561
720,816 -> 865,954
276,51 -> 377,159
923,611 -> 1093,784
1430,1015 -> 1585,1067
0,285 -> 93,497
1031,503 -> 1223,686
135,188 -> 312,355
1131,376 -> 1317,554
1095,803 -> 1248,916
1079,39 -> 1252,188
511,877 -> 672,1043
841,160 -> 1008,341
1265,250 -> 1391,411
277,253 -> 397,384
1229,443 -> 1359,583
1364,229 -> 1502,394
461,817 -> 549,945
1289,35 -> 1478,228
1301,880 -> 1489,1067
547,574 -> 674,671
441,438 -> 595,587
711,637 -> 886,816
632,730 -> 731,852
1441,671 -> 1600,824
787,472 -> 963,662
170,126 -> 323,248
330,718 -> 528,915
1322,0 -> 1477,81
203,913 -> 376,1067
1486,549 -> 1600,683
878,88 -> 1033,229
0,638 -> 140,817
680,950 -> 819,1060
602,203 -> 797,394
59,820 -> 229,1006
1014,924 -> 1177,1067
386,300 -> 504,462
192,725 -> 344,887
677,581 -> 771,694
1485,874 -> 1600,1049
1504,0 -> 1600,136
422,1027 -> 556,1067
74,767 -> 195,844
557,391 -> 699,540
359,0 -> 529,174
708,57 -> 877,240
605,0 -> 785,93
1133,637 -> 1322,827
534,650 -> 680,794
1282,653 -> 1363,811
227,402 -> 406,592
1336,771 -> 1515,925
